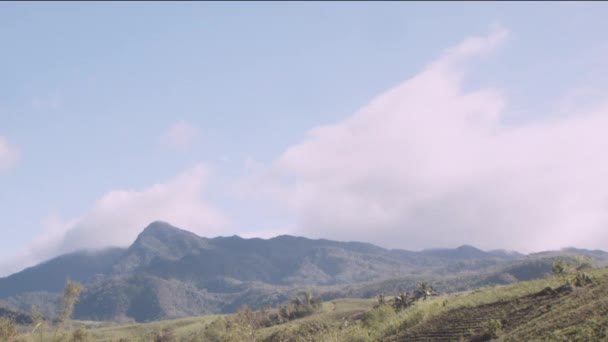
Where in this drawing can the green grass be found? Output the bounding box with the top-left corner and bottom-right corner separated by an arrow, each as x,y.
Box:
16,314 -> 222,341
387,266 -> 608,341
255,298 -> 374,340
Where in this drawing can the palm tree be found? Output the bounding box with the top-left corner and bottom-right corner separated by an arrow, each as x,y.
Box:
376,293 -> 387,306
414,282 -> 436,301
392,292 -> 412,312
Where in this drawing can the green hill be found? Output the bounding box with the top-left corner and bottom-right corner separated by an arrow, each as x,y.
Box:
8,266 -> 605,341
0,221 -> 540,322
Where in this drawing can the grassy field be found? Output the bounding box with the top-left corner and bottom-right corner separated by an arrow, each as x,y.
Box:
12,314 -> 222,341
4,266 -> 607,341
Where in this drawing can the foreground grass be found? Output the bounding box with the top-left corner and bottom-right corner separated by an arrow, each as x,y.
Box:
13,314 -> 221,342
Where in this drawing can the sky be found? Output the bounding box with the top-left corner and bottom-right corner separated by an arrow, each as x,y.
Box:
2,2 -> 608,276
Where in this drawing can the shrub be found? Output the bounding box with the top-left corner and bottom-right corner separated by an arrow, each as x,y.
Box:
552,259 -> 569,276
201,317 -> 229,342
224,306 -> 258,342
363,304 -> 396,328
0,316 -> 17,341
392,292 -> 412,312
61,281 -> 84,323
272,291 -> 324,323
70,328 -> 89,342
151,327 -> 177,342
573,271 -> 593,287
482,318 -> 503,338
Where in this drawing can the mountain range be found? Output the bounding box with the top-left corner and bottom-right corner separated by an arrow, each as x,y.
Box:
1,221 -> 606,322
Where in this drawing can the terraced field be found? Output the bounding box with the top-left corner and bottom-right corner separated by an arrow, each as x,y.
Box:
387,267 -> 608,341
389,285 -> 574,341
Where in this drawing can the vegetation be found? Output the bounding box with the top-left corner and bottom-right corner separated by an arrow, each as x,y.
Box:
61,281 -> 84,324
1,281 -> 86,342
481,318 -> 503,339
1,223 -> 607,341
199,291 -> 324,341
3,268 -> 608,342
0,316 -> 17,341
2,266 -> 606,341
6,222 -> 604,323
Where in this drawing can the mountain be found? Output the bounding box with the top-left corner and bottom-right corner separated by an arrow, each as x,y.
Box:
1,221 -> 605,322
0,301 -> 32,325
419,245 -> 496,260
531,247 -> 608,263
0,247 -> 124,299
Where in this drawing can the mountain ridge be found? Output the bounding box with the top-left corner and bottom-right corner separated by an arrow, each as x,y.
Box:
1,221 -> 607,322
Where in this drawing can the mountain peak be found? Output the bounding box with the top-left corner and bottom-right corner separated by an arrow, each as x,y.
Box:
134,221 -> 207,249
456,244 -> 481,251
113,221 -> 209,273
141,220 -> 177,234
137,221 -> 205,242
420,245 -> 490,260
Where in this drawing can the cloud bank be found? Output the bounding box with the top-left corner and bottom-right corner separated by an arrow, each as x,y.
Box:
0,164 -> 228,275
0,136 -> 20,170
242,28 -> 608,253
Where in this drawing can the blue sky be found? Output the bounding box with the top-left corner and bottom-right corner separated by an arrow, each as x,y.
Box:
2,2 -> 608,275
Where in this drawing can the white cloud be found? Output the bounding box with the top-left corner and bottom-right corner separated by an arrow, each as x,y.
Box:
240,27 -> 608,253
0,164 -> 228,276
160,121 -> 200,150
0,136 -> 20,170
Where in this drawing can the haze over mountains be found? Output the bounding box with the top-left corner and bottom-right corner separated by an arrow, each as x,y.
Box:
0,221 -> 606,323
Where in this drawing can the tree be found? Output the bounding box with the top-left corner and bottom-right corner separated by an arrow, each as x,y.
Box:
304,291 -> 313,306
414,282 -> 436,301
61,280 -> 84,323
224,305 -> 257,342
281,292 -> 323,321
392,292 -> 412,312
376,293 -> 387,306
310,294 -> 323,310
290,295 -> 303,309
552,259 -> 569,276
552,258 -> 593,287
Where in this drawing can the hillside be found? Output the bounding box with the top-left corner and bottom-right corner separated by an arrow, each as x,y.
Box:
1,221 -> 606,323
0,248 -> 124,299
7,266 -> 605,341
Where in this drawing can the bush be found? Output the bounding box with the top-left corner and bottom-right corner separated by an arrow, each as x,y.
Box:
223,306 -> 259,342
61,281 -> 84,323
573,271 -> 593,287
273,292 -> 324,323
482,318 -> 503,338
0,316 -> 17,341
267,319 -> 330,342
552,259 -> 569,276
70,328 -> 89,342
363,305 -> 396,328
201,317 -> 229,342
151,327 -> 177,342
